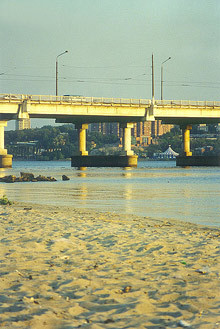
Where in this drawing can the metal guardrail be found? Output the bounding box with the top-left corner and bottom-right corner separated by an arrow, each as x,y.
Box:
0,94 -> 219,108
155,100 -> 220,107
0,94 -> 151,107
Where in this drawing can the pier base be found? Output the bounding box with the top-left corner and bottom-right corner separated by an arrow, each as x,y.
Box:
71,155 -> 138,168
176,155 -> 220,167
0,154 -> 13,168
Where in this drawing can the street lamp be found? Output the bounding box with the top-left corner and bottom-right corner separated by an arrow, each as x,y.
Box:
152,53 -> 154,101
56,50 -> 68,96
161,57 -> 171,100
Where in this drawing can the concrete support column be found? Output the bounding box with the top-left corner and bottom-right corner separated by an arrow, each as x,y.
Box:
120,123 -> 134,156
0,121 -> 12,168
75,123 -> 88,156
182,124 -> 192,156
0,121 -> 8,155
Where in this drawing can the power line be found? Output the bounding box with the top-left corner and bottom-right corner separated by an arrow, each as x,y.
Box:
0,77 -> 150,86
2,73 -> 220,85
1,72 -> 220,89
62,62 -> 145,69
1,76 -> 220,89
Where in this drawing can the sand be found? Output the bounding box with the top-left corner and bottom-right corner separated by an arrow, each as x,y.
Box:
0,202 -> 219,329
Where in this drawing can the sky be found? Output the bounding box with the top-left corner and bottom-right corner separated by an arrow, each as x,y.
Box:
0,0 -> 220,129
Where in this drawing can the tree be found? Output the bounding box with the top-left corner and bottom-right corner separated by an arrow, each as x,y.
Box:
5,125 -> 119,160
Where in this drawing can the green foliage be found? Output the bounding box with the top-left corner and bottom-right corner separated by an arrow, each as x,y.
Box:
6,123 -> 220,160
91,146 -> 123,156
0,195 -> 12,205
5,125 -> 119,160
87,132 -> 119,149
144,127 -> 182,158
5,125 -> 77,160
5,125 -> 77,150
144,125 -> 220,158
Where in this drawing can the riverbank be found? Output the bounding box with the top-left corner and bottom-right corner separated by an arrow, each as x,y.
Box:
0,202 -> 219,328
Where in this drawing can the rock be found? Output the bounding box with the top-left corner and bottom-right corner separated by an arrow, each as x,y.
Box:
0,175 -> 16,183
15,177 -> 23,182
178,320 -> 191,327
0,173 -> 56,183
20,172 -> 35,181
104,319 -> 115,324
62,175 -> 70,181
195,266 -> 211,275
8,175 -> 16,183
36,175 -> 56,182
48,176 -> 57,182
36,175 -> 47,181
122,286 -> 132,293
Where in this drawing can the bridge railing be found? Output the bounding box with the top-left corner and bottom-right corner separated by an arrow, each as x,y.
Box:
155,100 -> 220,107
0,94 -> 219,107
0,94 -> 25,101
60,96 -> 151,106
0,94 -> 151,106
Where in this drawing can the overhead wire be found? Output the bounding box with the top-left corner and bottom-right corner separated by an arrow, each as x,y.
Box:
1,76 -> 219,89
1,71 -> 220,89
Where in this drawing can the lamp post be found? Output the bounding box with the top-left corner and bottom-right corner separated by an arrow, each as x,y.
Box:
152,53 -> 154,101
56,50 -> 68,96
161,57 -> 171,100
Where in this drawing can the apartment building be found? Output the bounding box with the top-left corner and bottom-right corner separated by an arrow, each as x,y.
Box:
90,121 -> 173,146
15,118 -> 31,130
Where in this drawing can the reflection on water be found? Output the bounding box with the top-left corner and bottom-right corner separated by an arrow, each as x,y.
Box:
122,167 -> 132,178
75,184 -> 88,201
0,160 -> 220,227
77,171 -> 87,178
76,167 -> 87,177
0,185 -> 6,198
123,183 -> 133,214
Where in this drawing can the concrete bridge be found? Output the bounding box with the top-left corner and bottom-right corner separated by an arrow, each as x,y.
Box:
0,93 -> 220,167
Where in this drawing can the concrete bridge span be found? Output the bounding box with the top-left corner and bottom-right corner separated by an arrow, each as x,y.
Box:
0,94 -> 220,167
0,94 -> 151,123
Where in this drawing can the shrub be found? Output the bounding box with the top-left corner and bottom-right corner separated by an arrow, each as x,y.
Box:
0,195 -> 12,205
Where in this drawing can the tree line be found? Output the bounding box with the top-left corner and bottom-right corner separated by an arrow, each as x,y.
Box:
5,124 -> 220,160
5,125 -> 119,160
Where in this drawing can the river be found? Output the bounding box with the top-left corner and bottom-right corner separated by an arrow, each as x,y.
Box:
0,160 -> 220,227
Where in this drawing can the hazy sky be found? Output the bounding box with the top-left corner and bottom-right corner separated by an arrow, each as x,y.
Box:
1,0 -> 220,128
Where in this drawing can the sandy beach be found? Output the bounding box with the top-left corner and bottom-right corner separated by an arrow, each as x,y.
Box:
0,202 -> 219,329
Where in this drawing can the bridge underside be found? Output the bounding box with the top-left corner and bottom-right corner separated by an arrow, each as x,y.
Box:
54,115 -> 145,124
160,117 -> 220,125
1,114 -> 220,125
176,155 -> 220,167
71,155 -> 138,168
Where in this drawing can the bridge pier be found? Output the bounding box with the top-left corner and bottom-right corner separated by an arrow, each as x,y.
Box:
181,124 -> 192,156
177,124 -> 203,166
120,123 -> 134,155
177,124 -> 220,166
71,121 -> 137,167
76,123 -> 88,156
0,121 -> 12,168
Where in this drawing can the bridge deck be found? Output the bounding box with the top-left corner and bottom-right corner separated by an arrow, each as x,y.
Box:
0,94 -> 220,124
0,94 -> 151,106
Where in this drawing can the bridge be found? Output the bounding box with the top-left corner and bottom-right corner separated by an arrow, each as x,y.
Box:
0,94 -> 220,167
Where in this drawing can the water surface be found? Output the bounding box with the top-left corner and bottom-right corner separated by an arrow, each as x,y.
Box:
0,160 -> 219,227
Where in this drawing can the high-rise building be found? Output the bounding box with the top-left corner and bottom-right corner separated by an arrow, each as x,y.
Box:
16,118 -> 31,130
90,122 -> 121,137
90,120 -> 173,146
132,121 -> 173,145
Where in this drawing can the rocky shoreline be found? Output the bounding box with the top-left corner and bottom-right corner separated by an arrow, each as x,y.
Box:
0,172 -> 70,183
